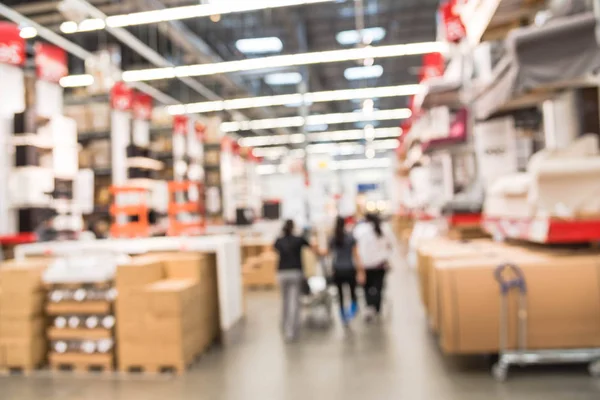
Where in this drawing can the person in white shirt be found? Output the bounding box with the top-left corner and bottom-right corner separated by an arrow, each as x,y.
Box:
353,213 -> 393,320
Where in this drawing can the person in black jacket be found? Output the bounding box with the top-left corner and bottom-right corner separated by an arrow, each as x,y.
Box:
274,219 -> 311,342
323,216 -> 360,325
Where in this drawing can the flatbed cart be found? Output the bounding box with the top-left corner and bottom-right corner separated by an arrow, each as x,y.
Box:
492,263 -> 600,381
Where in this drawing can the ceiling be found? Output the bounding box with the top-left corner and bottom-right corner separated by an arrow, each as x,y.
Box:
2,0 -> 440,153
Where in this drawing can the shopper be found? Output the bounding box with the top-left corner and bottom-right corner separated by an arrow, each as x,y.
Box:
325,216 -> 359,325
354,213 -> 393,321
274,219 -> 311,342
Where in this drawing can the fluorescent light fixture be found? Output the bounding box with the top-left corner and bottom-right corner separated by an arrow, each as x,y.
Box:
252,146 -> 289,159
336,27 -> 386,46
166,84 -> 420,115
333,158 -> 391,170
305,123 -> 329,132
260,157 -> 392,174
222,108 -> 410,133
265,72 -> 303,85
59,74 -> 95,88
62,0 -> 334,34
238,127 -> 399,147
120,41 -> 448,82
78,18 -> 106,32
307,138 -> 398,155
285,99 -> 314,108
60,21 -> 78,34
19,26 -> 37,39
344,65 -> 383,80
236,37 -> 283,54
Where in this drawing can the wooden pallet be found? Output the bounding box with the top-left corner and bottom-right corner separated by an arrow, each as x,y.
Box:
47,327 -> 113,341
45,281 -> 113,290
119,364 -> 188,376
49,352 -> 114,373
244,283 -> 277,291
46,301 -> 112,315
0,365 -> 40,376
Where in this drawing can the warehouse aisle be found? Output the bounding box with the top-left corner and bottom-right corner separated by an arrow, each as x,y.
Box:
1,265 -> 599,399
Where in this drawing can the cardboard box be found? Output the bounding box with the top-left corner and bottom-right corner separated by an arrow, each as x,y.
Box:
160,252 -> 217,283
0,316 -> 44,339
0,260 -> 48,293
0,292 -> 45,318
118,342 -> 152,368
2,337 -> 46,367
145,279 -> 198,318
116,257 -> 164,289
436,254 -> 600,354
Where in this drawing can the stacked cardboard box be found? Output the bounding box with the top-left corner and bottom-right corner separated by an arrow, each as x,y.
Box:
116,253 -> 219,373
416,238 -> 600,355
0,260 -> 48,370
242,251 -> 278,289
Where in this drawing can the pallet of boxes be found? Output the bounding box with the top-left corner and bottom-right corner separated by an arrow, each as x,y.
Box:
0,259 -> 50,374
116,252 -> 219,375
43,255 -> 119,373
415,238 -> 600,355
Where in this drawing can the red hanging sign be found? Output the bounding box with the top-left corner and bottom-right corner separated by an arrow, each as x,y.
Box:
440,0 -> 466,43
35,43 -> 68,83
194,121 -> 206,141
132,92 -> 153,120
173,115 -> 189,135
0,22 -> 26,66
420,52 -> 445,83
110,82 -> 133,111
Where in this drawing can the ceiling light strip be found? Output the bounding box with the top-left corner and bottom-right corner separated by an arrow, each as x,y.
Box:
121,42 -> 448,83
239,127 -> 399,147
167,84 -> 421,115
59,0 -> 334,35
222,109 -> 410,133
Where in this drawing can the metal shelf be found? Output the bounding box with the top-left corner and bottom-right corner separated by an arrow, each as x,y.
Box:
482,216 -> 600,244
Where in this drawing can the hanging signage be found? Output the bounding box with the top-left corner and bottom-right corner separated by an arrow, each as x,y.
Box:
0,22 -> 26,66
132,92 -> 153,120
440,0 -> 467,43
194,121 -> 206,141
420,52 -> 445,82
35,43 -> 68,83
110,82 -> 133,111
173,115 -> 189,135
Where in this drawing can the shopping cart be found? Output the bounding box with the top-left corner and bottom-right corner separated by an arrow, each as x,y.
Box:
492,263 -> 600,381
301,275 -> 333,328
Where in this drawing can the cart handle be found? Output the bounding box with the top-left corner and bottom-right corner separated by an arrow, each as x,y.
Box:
494,263 -> 527,295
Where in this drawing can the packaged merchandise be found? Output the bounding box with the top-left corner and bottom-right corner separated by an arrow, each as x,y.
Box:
436,254 -> 600,354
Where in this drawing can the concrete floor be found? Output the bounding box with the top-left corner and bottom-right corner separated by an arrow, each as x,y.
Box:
1,265 -> 600,399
